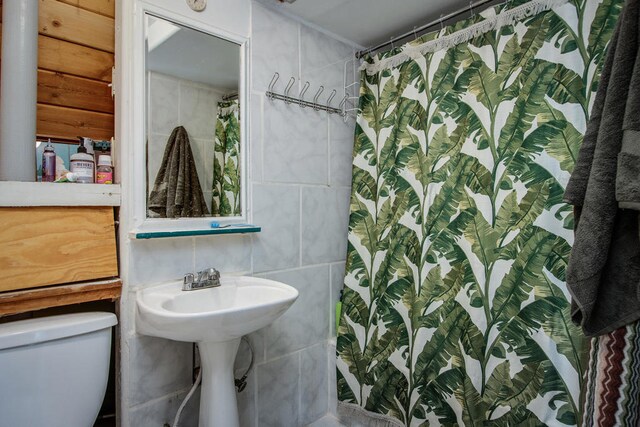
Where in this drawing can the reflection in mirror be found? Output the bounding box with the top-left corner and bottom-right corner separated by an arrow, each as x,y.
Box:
145,14 -> 241,219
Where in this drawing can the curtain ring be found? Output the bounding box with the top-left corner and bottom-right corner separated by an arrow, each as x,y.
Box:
413,26 -> 418,41
390,36 -> 395,50
469,1 -> 475,18
440,14 -> 445,32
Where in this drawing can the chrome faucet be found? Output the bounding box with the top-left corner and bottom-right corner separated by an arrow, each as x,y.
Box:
183,268 -> 221,291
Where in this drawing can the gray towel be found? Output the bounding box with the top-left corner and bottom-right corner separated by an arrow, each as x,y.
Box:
148,126 -> 209,218
564,0 -> 640,337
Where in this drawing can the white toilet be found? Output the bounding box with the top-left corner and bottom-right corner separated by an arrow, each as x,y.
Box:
0,312 -> 117,427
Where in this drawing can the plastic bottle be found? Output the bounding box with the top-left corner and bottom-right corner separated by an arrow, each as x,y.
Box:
96,155 -> 113,184
70,142 -> 95,184
42,139 -> 56,182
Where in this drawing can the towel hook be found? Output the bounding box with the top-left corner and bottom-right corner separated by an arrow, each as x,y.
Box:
299,81 -> 310,107
313,86 -> 324,110
284,77 -> 296,103
326,89 -> 337,108
338,94 -> 348,110
338,94 -> 349,117
268,72 -> 280,99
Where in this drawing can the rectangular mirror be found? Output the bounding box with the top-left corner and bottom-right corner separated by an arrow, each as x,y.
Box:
144,13 -> 243,220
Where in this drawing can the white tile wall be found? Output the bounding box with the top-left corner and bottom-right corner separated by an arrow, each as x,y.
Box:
194,234 -> 252,274
258,352 -> 300,426
301,187 -> 351,265
128,237 -> 194,289
330,115 -> 356,188
300,343 -> 330,425
128,334 -> 193,407
251,4 -> 300,92
263,102 -> 328,184
300,26 -> 353,92
252,183 -> 301,272
122,1 -> 358,425
259,266 -> 330,359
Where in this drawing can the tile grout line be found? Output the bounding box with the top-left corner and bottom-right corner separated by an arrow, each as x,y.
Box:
327,113 -> 332,188
254,261 -> 344,277
298,350 -> 303,425
259,92 -> 265,184
327,337 -> 332,419
299,185 -> 303,268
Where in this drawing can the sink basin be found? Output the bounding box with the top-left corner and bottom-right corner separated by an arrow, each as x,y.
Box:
136,276 -> 298,343
135,275 -> 298,427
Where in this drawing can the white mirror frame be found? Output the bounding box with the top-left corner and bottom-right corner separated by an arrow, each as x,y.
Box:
127,1 -> 250,236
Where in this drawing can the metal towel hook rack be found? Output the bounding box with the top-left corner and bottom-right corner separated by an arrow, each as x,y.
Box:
326,89 -> 337,108
338,95 -> 349,111
283,77 -> 296,103
313,86 -> 324,110
299,81 -> 310,108
267,72 -> 280,100
265,72 -> 347,117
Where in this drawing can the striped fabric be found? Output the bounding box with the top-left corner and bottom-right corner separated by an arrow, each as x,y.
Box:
582,320 -> 640,427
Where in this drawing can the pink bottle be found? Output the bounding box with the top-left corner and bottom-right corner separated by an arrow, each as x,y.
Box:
42,139 -> 56,182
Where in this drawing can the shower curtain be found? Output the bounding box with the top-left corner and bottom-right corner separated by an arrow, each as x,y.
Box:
336,0 -> 622,426
211,99 -> 241,216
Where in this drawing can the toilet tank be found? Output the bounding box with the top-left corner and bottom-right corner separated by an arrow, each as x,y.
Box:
0,312 -> 117,427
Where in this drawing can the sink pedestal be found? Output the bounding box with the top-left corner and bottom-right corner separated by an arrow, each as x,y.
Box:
198,338 -> 242,427
136,277 -> 299,426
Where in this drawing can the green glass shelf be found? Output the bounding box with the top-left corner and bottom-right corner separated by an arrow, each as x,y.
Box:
134,225 -> 261,239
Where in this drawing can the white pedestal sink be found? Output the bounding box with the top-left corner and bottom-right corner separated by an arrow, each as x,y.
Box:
136,276 -> 298,427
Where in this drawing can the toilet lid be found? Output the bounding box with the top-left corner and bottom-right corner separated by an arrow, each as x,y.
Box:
0,312 -> 117,350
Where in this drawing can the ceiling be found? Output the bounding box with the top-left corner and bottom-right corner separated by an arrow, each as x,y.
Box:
259,0 -> 503,49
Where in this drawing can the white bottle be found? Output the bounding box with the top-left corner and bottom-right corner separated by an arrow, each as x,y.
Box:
70,143 -> 95,184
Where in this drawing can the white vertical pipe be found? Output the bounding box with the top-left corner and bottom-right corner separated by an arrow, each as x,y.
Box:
0,0 -> 38,181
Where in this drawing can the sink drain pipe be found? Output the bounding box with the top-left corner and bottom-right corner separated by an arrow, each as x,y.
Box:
172,337 -> 254,427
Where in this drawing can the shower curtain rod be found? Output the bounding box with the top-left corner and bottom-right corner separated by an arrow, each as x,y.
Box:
355,0 -> 498,59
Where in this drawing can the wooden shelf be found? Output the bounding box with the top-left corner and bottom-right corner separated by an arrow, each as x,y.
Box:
0,278 -> 122,317
0,181 -> 121,207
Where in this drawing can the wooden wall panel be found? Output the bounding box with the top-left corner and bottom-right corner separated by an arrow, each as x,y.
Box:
38,70 -> 113,113
56,0 -> 115,19
0,23 -> 113,82
37,104 -> 114,141
39,34 -> 114,82
39,0 -> 115,53
0,207 -> 118,292
0,1 -> 114,142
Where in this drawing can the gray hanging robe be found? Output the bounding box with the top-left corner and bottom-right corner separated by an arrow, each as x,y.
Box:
148,126 -> 209,218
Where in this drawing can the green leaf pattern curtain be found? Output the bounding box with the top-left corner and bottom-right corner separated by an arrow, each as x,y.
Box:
336,0 -> 622,425
212,99 -> 241,216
